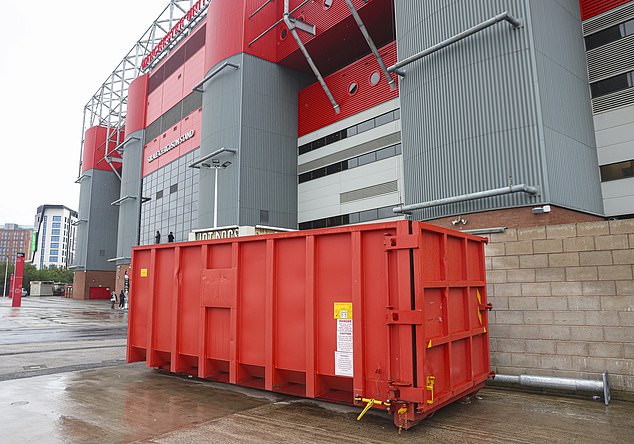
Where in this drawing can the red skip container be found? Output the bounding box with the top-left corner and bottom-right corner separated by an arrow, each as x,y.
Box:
127,220 -> 490,429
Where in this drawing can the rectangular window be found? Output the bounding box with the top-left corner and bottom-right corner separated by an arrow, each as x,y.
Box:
585,18 -> 634,51
51,236 -> 60,242
52,216 -> 62,221
50,250 -> 59,255
52,222 -> 61,228
51,229 -> 60,235
51,243 -> 59,248
49,256 -> 58,262
600,160 -> 634,182
590,71 -> 634,98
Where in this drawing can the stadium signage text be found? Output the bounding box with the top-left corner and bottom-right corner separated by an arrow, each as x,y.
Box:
147,130 -> 195,163
141,0 -> 210,70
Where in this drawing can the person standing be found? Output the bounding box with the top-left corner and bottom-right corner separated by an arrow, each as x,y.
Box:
168,232 -> 174,243
155,230 -> 161,244
110,291 -> 116,309
119,290 -> 125,309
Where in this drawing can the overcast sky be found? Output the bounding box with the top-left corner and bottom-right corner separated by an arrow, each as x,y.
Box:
0,1 -> 167,227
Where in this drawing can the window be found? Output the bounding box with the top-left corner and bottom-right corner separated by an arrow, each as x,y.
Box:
49,256 -> 58,262
51,243 -> 59,248
585,18 -> 634,51
52,229 -> 60,235
299,205 -> 396,230
52,222 -> 61,228
50,250 -> 59,256
590,71 -> 634,98
51,236 -> 60,242
52,216 -> 61,222
600,160 -> 634,182
170,183 -> 178,194
298,110 -> 400,155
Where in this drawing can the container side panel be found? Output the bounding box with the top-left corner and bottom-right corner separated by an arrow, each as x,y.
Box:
467,239 -> 485,281
206,308 -> 230,360
422,231 -> 443,281
275,237 -> 307,372
446,236 -> 466,281
130,250 -> 151,350
154,249 -> 175,353
315,233 -> 352,377
424,288 -> 444,339
238,241 -> 266,366
452,338 -> 471,386
448,288 -> 468,334
179,246 -> 202,356
208,243 -> 233,269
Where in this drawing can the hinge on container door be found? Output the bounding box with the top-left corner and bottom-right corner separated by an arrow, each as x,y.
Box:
383,234 -> 420,251
386,309 -> 423,325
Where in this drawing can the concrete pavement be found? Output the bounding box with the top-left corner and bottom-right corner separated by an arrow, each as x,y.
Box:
1,296 -> 633,443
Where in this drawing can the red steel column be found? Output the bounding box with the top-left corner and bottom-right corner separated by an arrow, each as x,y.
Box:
11,253 -> 25,307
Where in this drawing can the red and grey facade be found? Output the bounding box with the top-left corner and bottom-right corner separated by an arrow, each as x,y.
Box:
74,0 -> 631,298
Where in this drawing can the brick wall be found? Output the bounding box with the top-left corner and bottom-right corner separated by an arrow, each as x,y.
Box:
486,219 -> 634,394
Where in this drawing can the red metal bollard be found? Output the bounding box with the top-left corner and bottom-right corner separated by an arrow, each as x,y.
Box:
11,253 -> 25,307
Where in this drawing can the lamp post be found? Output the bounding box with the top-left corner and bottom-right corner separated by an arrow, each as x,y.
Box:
3,256 -> 7,297
211,159 -> 232,228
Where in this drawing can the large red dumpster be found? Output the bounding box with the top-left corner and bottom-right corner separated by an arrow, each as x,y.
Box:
127,220 -> 490,429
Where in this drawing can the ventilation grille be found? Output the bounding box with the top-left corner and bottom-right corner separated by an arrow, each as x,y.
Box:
587,34 -> 634,82
592,86 -> 634,113
583,1 -> 634,35
340,181 -> 398,204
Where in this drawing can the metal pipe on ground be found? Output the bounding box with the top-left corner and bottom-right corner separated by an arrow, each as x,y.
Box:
491,373 -> 611,406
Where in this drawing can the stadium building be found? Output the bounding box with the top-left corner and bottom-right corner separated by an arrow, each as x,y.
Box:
73,0 -> 634,298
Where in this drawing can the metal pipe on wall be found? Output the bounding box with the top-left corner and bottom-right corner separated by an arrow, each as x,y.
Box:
388,11 -> 522,75
393,184 -> 538,214
491,373 -> 611,406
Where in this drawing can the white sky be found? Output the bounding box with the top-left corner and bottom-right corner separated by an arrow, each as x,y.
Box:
0,1 -> 166,227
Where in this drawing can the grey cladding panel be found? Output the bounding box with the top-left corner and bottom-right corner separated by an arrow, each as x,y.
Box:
396,0 -> 545,219
396,0 -> 602,219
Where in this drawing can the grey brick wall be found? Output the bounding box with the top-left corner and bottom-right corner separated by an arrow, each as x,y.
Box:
486,220 -> 634,393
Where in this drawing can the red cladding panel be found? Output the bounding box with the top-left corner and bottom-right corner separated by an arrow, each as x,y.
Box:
205,0 -> 246,70
82,126 -> 123,173
127,221 -> 490,429
142,109 -> 202,177
298,42 -> 399,137
126,74 -> 149,135
580,0 -> 631,20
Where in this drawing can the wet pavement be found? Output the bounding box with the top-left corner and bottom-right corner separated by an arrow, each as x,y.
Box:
1,296 -> 633,443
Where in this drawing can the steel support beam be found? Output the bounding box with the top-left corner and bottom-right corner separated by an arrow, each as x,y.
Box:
344,0 -> 396,90
284,0 -> 340,114
388,11 -> 522,75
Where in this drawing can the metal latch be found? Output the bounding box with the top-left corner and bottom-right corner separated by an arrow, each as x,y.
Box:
426,376 -> 435,404
386,309 -> 423,325
383,234 -> 419,250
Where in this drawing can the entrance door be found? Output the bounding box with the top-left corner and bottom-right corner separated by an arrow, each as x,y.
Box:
89,287 -> 110,300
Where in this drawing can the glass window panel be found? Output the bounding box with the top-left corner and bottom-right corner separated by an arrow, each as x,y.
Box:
375,112 -> 393,127
376,145 -> 396,160
357,152 -> 376,166
357,120 -> 375,133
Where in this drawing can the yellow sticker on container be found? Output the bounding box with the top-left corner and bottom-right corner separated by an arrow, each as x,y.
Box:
334,302 -> 353,319
140,268 -> 148,277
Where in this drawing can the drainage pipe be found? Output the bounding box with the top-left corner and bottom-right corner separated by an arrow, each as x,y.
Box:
393,184 -> 538,214
491,373 -> 611,406
388,11 -> 522,75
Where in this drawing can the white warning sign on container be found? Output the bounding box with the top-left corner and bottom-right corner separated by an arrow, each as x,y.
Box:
335,351 -> 353,377
336,319 -> 353,353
